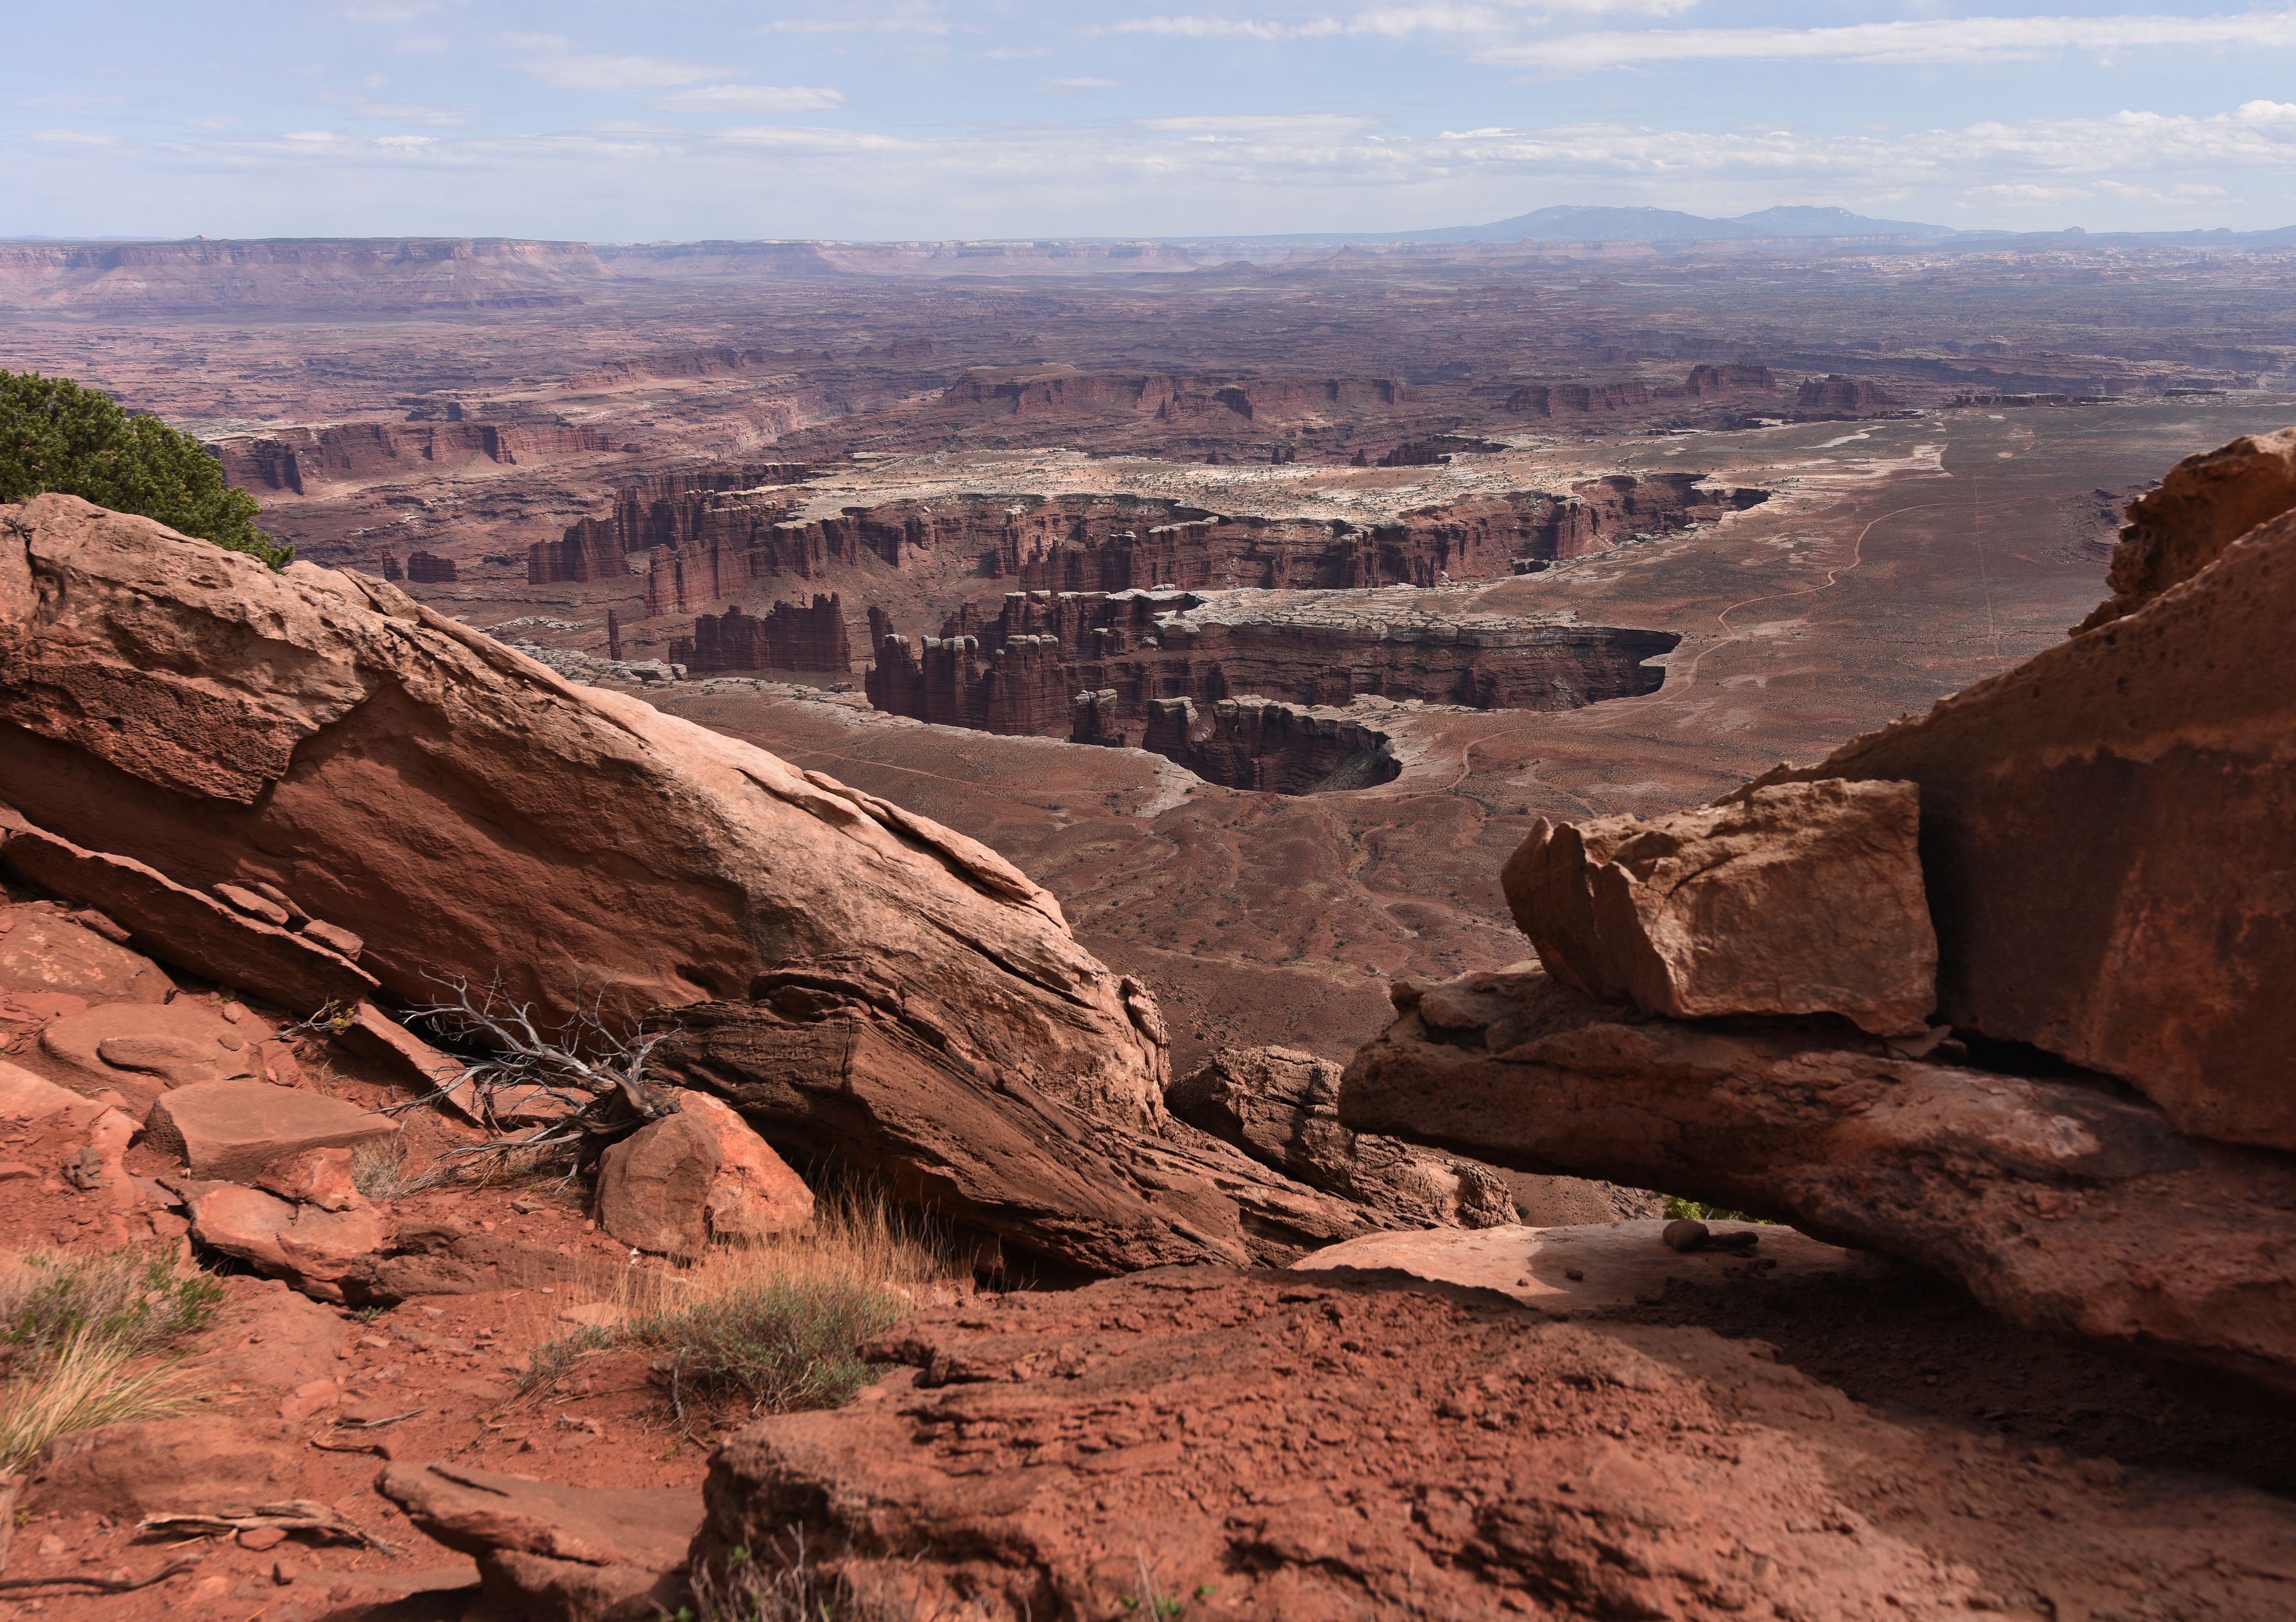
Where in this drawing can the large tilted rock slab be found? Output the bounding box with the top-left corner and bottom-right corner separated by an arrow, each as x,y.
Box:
0,806 -> 378,1015
0,495 -> 1361,1272
1761,490 -> 2296,1149
1502,778 -> 1937,1036
1339,967 -> 2296,1392
144,1079 -> 395,1181
693,1270 -> 2296,1621
1168,1045 -> 1515,1227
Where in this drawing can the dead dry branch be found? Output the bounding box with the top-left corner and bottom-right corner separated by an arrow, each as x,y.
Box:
396,974 -> 681,1174
137,1500 -> 395,1553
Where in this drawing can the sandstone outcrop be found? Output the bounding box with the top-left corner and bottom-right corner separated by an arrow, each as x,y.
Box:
1168,1046 -> 1513,1227
1341,967 -> 2296,1390
0,495 -> 1379,1273
0,904 -> 173,1004
0,806 -> 378,1016
2076,424 -> 2296,629
1760,444 -> 2296,1150
1502,779 -> 1937,1035
213,420 -> 620,494
594,1089 -> 813,1256
531,463 -> 809,586
692,1268 -> 2296,1621
668,595 -> 850,675
1793,373 -> 1898,417
378,1462 -> 701,1622
868,587 -> 1680,746
1338,428 -> 2296,1387
145,1081 -> 395,1182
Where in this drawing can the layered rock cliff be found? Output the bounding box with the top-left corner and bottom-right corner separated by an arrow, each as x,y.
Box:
670,595 -> 852,674
1337,426 -> 2296,1388
214,421 -> 623,494
0,494 -> 1395,1273
867,587 -> 1679,747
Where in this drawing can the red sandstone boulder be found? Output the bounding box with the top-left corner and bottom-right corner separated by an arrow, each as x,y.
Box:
39,1000 -> 261,1103
0,805 -> 377,1015
1340,965 -> 2296,1391
377,1462 -> 700,1622
1502,779 -> 1936,1036
255,1145 -> 365,1210
0,494 -> 1356,1274
177,1179 -> 395,1300
0,904 -> 173,1003
1168,1046 -> 1514,1228
144,1080 -> 395,1182
1763,456 -> 2296,1148
594,1090 -> 813,1255
24,1415 -> 308,1516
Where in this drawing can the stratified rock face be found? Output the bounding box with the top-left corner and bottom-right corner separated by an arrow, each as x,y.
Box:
2078,425 -> 2296,629
1502,781 -> 1937,1036
1168,1046 -> 1514,1227
1765,480 -> 2296,1150
1339,967 -> 2296,1392
1794,374 -> 1897,414
530,464 -> 809,586
404,550 -> 457,584
868,587 -> 1680,740
638,476 -> 1766,617
0,495 -> 1390,1275
669,595 -> 850,674
692,1270 -> 2296,1622
213,421 -> 619,494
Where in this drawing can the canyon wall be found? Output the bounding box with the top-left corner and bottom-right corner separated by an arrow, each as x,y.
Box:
866,588 -> 1680,747
529,463 -> 811,585
670,595 -> 852,674
214,421 -> 622,494
1129,696 -> 1402,794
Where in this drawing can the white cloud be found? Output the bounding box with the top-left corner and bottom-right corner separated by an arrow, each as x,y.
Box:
509,36 -> 719,91
1487,10 -> 2296,71
654,84 -> 848,114
32,129 -> 121,147
1041,76 -> 1122,91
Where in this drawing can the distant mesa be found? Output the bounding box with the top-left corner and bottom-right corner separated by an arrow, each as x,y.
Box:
1795,374 -> 1899,418
671,596 -> 851,676
403,550 -> 456,584
865,588 -> 1678,792
213,420 -> 623,495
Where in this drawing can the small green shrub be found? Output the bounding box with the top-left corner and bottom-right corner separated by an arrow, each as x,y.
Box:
1662,1196 -> 1772,1225
0,368 -> 289,567
629,1276 -> 903,1414
0,1249 -> 223,1365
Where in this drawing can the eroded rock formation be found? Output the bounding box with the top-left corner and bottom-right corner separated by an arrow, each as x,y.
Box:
214,421 -> 620,493
532,463 -> 810,586
1337,426 -> 2296,1386
868,588 -> 1680,748
669,595 -> 851,674
0,494 -> 1401,1272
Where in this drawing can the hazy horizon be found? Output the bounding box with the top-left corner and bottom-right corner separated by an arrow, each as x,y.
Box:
6,2 -> 2293,242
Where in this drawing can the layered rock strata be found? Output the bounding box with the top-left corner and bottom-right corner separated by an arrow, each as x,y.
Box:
530,463 -> 810,586
1340,965 -> 2296,1391
1132,697 -> 1400,794
214,421 -> 620,494
1337,426 -> 2296,1384
668,595 -> 851,675
1168,1046 -> 1514,1227
0,495 -> 1390,1274
869,587 -> 1678,740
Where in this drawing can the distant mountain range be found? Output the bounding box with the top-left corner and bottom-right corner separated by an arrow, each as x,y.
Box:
1227,205 -> 2296,250
1389,204 -> 1959,245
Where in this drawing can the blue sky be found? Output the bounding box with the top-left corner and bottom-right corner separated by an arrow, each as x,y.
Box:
4,2 -> 2292,240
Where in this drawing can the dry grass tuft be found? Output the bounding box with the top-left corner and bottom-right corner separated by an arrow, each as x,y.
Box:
518,1183 -> 957,1420
0,1250 -> 218,1474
